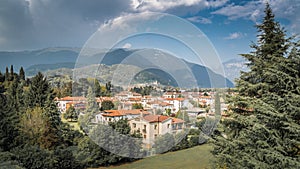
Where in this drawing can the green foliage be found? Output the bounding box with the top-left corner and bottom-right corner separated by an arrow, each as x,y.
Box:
212,3 -> 300,168
11,145 -> 81,169
175,110 -> 189,123
25,72 -> 53,107
132,103 -> 143,109
0,71 -> 5,83
0,93 -> 19,151
101,100 -> 115,111
79,86 -> 99,132
64,105 -> 78,122
19,67 -> 25,81
130,85 -> 154,96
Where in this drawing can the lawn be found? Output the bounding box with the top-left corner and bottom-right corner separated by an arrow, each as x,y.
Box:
96,144 -> 213,169
61,115 -> 81,131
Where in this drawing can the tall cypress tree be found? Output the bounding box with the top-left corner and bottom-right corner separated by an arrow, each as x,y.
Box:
5,67 -> 9,82
212,3 -> 300,168
19,67 -> 25,81
10,65 -> 14,81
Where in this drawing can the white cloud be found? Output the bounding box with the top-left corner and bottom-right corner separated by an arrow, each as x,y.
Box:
122,43 -> 132,49
131,0 -> 228,13
212,0 -> 300,34
187,16 -> 212,24
225,32 -> 244,40
212,1 -> 262,22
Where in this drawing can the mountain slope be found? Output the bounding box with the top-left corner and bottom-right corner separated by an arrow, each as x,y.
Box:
1,47 -> 234,87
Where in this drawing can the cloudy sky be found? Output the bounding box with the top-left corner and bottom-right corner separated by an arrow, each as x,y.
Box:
0,0 -> 299,62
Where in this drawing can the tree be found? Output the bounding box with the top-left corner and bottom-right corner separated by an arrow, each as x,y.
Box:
79,86 -> 99,132
25,72 -> 52,108
10,65 -> 14,81
5,67 -> 9,81
93,79 -> 102,97
212,3 -> 300,168
0,93 -> 19,151
175,110 -> 189,123
100,100 -> 114,111
64,105 -> 78,122
19,67 -> 25,81
0,71 -> 4,83
132,103 -> 143,109
19,107 -> 59,149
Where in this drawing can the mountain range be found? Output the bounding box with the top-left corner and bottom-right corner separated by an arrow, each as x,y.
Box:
0,47 -> 244,88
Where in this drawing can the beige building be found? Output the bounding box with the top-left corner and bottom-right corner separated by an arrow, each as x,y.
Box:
129,115 -> 185,149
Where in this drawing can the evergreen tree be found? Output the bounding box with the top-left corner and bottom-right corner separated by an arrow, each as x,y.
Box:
10,65 -> 14,81
7,77 -> 24,114
25,72 -> 52,108
79,86 -> 99,132
0,93 -> 19,151
23,72 -> 61,148
19,67 -> 25,81
0,71 -> 4,83
212,3 -> 300,168
5,67 -> 9,81
93,79 -> 101,97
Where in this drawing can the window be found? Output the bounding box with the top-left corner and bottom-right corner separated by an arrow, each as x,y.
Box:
133,123 -> 136,128
167,124 -> 170,128
154,134 -> 157,138
144,135 -> 146,139
154,124 -> 157,130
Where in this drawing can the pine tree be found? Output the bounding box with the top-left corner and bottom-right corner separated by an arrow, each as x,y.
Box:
0,92 -> 19,151
25,72 -> 52,108
212,3 -> 300,168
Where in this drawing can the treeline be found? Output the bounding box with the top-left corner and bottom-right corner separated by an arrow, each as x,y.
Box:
49,74 -> 123,98
0,68 -> 138,169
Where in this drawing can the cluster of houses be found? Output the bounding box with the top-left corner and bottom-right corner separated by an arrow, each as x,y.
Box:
55,90 -> 225,148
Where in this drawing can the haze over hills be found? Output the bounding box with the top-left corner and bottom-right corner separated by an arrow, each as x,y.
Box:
0,47 -> 238,87
222,58 -> 249,83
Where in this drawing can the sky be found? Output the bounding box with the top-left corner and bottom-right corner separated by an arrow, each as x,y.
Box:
0,0 -> 299,62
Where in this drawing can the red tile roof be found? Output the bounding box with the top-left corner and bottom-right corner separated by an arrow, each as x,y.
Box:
171,117 -> 185,124
57,96 -> 87,101
143,115 -> 170,123
103,109 -> 150,117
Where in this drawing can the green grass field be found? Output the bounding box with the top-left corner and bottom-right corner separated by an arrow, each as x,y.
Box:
97,144 -> 213,169
61,115 -> 81,131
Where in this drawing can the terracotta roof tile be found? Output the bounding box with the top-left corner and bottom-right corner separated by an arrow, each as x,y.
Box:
143,115 -> 170,123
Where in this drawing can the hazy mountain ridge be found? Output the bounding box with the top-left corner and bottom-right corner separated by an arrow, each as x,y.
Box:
222,58 -> 249,83
1,47 -> 235,87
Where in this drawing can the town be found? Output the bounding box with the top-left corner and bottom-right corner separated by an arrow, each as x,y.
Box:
55,87 -> 229,150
